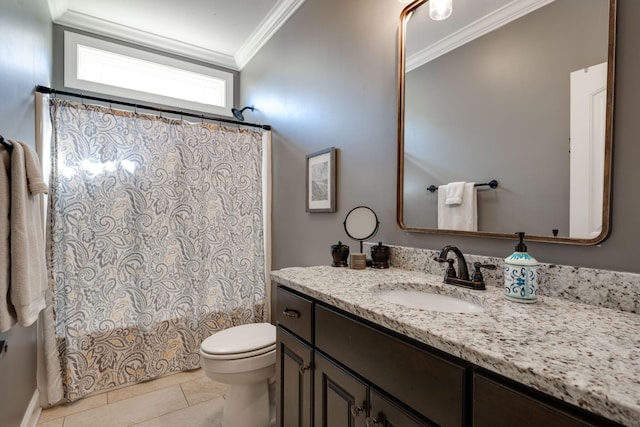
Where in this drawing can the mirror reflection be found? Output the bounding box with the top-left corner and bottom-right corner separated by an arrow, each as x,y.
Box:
398,0 -> 615,244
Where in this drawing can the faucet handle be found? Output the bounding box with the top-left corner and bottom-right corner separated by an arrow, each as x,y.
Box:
472,262 -> 496,284
445,258 -> 457,279
474,262 -> 497,270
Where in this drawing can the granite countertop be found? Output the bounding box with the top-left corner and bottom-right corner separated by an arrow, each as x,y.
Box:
270,265 -> 640,427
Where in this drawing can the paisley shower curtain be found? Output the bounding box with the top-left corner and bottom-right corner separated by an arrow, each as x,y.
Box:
48,99 -> 268,401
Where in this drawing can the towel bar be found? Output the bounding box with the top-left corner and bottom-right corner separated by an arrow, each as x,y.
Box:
427,180 -> 498,193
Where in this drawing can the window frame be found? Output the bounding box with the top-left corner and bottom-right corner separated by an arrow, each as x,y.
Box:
64,31 -> 234,117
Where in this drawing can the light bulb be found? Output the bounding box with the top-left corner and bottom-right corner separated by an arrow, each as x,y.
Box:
429,0 -> 452,20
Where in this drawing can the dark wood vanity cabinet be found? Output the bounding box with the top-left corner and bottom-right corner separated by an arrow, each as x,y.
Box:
275,285 -> 458,427
274,284 -> 622,427
472,371 -> 621,427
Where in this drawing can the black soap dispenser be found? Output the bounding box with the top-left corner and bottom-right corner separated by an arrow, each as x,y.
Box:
331,241 -> 350,267
370,242 -> 390,269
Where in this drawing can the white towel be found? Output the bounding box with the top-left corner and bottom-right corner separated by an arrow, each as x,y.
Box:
8,140 -> 48,327
0,147 -> 13,331
438,182 -> 477,231
445,181 -> 465,205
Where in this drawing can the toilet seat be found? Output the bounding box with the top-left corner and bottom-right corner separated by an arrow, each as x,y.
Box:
201,323 -> 276,360
201,343 -> 275,360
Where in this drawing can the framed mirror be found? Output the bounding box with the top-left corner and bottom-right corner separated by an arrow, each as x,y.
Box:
397,0 -> 617,244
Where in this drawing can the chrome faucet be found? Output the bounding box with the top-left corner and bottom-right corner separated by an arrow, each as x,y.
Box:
434,246 -> 495,290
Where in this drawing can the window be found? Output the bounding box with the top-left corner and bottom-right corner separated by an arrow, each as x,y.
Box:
64,31 -> 234,116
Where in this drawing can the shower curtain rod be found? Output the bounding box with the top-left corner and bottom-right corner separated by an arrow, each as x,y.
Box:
35,85 -> 272,131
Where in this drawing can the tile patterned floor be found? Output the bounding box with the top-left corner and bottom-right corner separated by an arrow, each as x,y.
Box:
37,369 -> 228,427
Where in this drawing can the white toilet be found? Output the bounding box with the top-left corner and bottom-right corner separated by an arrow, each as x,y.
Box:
200,323 -> 276,427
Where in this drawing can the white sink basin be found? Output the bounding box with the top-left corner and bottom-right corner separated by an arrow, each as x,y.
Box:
375,289 -> 485,313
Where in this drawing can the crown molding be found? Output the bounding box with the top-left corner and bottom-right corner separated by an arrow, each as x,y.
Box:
235,0 -> 307,70
46,0 -> 68,21
51,0 -> 306,71
53,9 -> 239,70
406,0 -> 556,72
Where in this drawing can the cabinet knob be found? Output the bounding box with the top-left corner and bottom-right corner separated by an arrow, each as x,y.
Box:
350,404 -> 364,417
365,417 -> 381,427
298,364 -> 311,376
282,308 -> 300,318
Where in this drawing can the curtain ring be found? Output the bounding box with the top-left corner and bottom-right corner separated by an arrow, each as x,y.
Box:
201,114 -> 205,124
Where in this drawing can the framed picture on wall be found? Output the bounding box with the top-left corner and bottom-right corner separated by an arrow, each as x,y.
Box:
306,147 -> 336,213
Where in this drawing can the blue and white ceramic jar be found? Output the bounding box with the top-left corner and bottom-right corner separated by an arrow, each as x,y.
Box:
504,233 -> 538,303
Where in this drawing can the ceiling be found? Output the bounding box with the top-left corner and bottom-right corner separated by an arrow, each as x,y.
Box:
46,0 -> 307,71
406,0 -> 556,71
45,0 -> 545,73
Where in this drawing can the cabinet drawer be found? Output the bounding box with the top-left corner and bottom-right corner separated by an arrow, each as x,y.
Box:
316,305 -> 467,427
274,286 -> 313,343
473,373 -> 619,427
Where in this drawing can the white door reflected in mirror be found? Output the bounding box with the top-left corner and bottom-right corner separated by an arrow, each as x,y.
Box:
570,62 -> 607,239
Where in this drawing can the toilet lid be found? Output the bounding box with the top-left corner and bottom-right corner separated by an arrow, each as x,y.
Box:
201,323 -> 276,356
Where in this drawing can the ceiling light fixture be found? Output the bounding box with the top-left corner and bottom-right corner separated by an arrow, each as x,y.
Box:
429,0 -> 452,20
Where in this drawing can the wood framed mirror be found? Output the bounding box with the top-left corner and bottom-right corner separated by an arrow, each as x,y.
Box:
397,0 -> 617,244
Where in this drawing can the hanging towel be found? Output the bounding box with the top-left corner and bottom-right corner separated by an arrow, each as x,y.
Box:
445,181 -> 465,205
8,140 -> 48,327
0,147 -> 13,332
438,182 -> 477,231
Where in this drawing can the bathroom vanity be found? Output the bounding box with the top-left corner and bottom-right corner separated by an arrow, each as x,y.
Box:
271,266 -> 639,427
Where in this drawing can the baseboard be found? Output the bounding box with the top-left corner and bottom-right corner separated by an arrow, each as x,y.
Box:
20,389 -> 41,427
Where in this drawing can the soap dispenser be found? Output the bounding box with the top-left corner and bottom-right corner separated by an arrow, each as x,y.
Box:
504,232 -> 538,303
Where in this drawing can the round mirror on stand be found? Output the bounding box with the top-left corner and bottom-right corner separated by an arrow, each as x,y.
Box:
343,206 -> 380,254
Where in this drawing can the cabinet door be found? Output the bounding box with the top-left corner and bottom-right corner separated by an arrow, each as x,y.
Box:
314,353 -> 368,427
277,327 -> 313,427
368,389 -> 435,427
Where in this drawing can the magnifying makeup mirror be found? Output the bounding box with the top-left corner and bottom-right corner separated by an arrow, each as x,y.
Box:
343,206 -> 380,253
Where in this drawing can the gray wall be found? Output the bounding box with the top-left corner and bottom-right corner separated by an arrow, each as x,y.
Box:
0,0 -> 52,425
404,0 -> 608,235
241,0 -> 640,274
